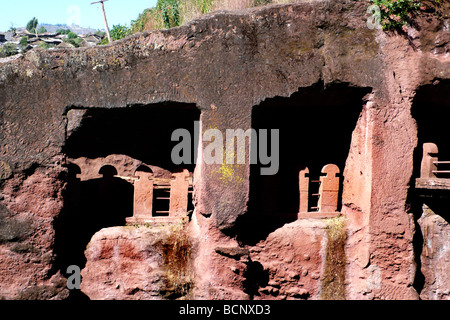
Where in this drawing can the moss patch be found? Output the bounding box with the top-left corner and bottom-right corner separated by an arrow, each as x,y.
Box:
321,216 -> 347,300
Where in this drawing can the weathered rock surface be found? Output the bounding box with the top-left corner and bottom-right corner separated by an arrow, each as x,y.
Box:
418,209 -> 450,300
79,214 -> 332,301
0,0 -> 449,300
251,219 -> 328,300
68,154 -> 172,181
189,212 -> 250,300
81,224 -> 193,300
0,165 -> 69,299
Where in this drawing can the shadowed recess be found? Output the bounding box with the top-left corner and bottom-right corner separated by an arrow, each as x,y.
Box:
409,79 -> 450,294
232,82 -> 371,245
54,102 -> 200,299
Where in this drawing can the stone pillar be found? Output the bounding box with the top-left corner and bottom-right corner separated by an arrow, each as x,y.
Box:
169,169 -> 191,217
318,164 -> 340,212
299,167 -> 309,213
133,170 -> 154,219
420,143 -> 438,178
418,204 -> 450,300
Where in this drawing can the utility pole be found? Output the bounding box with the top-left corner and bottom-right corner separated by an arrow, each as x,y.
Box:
91,0 -> 112,44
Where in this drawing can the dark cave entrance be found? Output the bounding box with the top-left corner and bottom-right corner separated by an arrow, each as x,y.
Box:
56,163 -> 134,278
409,79 -> 450,295
411,80 -> 450,187
62,103 -> 200,173
53,103 -> 200,299
235,83 -> 371,245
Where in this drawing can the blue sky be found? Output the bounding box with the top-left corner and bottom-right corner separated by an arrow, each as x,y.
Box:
0,0 -> 158,32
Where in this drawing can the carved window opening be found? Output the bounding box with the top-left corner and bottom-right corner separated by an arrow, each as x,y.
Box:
54,162 -> 134,279
153,180 -> 171,217
55,103 -> 200,283
411,80 -> 450,206
298,164 -> 342,218
126,166 -> 194,224
410,80 -> 450,228
418,142 -> 450,180
410,80 -> 450,294
238,83 -> 370,244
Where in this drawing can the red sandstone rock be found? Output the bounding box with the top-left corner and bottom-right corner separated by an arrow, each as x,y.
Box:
132,170 -> 154,219
418,209 -> 450,300
0,166 -> 69,299
68,155 -> 172,182
190,212 -> 249,300
81,225 -> 193,300
250,219 -> 328,300
0,0 -> 448,300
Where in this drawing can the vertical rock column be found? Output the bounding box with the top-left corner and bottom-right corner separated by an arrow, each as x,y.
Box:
126,171 -> 154,224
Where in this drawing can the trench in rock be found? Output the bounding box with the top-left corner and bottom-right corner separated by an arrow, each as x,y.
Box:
53,103 -> 200,299
233,82 -> 372,245
409,80 -> 450,295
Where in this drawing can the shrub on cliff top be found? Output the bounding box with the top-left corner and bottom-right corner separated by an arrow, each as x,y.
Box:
19,36 -> 28,48
158,0 -> 181,28
0,43 -> 18,58
371,0 -> 421,30
130,0 -> 276,33
129,0 -> 445,35
370,0 -> 447,31
98,24 -> 132,45
110,24 -> 132,40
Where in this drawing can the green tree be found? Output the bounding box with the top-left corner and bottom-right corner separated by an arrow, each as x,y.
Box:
67,31 -> 78,39
8,24 -> 17,33
97,38 -> 109,46
38,41 -> 52,50
98,24 -> 131,45
0,43 -> 18,58
94,30 -> 106,37
19,36 -> 28,48
37,26 -> 47,34
26,17 -> 38,33
370,0 -> 421,30
157,0 -> 180,29
56,28 -> 71,35
110,24 -> 131,40
64,36 -> 83,48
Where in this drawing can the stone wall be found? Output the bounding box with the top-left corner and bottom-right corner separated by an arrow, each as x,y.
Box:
0,0 -> 449,300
